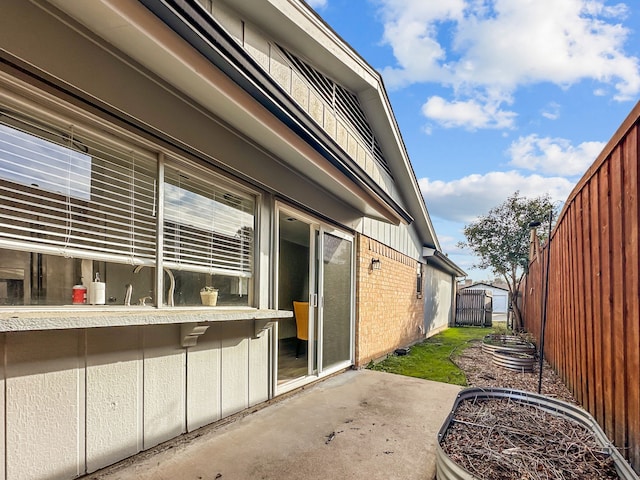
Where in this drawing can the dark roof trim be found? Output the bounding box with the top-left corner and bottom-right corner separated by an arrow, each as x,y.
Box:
460,283 -> 509,292
139,0 -> 413,225
427,251 -> 466,277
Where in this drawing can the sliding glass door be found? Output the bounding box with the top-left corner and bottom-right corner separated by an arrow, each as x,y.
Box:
318,230 -> 353,371
276,208 -> 353,389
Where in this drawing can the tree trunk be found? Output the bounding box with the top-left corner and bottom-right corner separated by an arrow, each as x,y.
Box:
505,270 -> 525,331
512,294 -> 524,331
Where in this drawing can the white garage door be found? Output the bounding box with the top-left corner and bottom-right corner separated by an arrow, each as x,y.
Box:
493,294 -> 508,313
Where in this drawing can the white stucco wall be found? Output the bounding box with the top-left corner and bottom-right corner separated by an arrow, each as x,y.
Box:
86,327 -> 143,472
5,330 -> 85,480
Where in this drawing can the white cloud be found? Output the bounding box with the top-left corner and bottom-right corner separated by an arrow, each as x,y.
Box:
380,0 -> 639,130
419,171 -> 574,223
422,95 -> 516,129
541,102 -> 561,120
306,0 -> 328,8
377,0 -> 640,101
436,234 -> 469,255
507,134 -> 605,176
378,1 -> 466,88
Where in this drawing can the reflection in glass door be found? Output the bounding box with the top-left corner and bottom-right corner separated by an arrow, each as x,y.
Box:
319,231 -> 353,371
276,212 -> 313,385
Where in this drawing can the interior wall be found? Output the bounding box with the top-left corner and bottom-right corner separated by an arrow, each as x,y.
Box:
0,250 -> 30,305
277,239 -> 308,338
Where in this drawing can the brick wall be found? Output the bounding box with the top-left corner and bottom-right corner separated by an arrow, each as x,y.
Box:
355,235 -> 425,367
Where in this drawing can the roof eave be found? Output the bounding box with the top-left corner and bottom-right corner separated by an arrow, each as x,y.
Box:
427,251 -> 467,277
141,0 -> 414,225
211,0 -> 439,245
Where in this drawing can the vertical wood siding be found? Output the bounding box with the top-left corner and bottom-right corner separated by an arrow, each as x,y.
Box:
522,102 -> 640,474
455,290 -> 492,327
0,322 -> 271,479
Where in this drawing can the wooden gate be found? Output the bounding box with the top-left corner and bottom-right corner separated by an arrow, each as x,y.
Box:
456,289 -> 492,326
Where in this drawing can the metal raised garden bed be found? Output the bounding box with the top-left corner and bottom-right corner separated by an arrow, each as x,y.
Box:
481,334 -> 536,355
491,349 -> 535,372
436,387 -> 639,480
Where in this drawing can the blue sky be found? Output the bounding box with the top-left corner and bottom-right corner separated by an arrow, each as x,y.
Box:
308,0 -> 640,281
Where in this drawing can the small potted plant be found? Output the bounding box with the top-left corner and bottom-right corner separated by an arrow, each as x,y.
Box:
200,286 -> 218,306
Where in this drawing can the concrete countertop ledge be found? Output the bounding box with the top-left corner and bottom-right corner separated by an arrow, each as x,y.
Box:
0,307 -> 293,332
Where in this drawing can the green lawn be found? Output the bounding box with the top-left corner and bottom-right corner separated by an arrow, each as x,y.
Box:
367,327 -> 494,386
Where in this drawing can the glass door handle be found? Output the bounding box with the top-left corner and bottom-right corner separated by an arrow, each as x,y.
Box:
310,293 -> 318,307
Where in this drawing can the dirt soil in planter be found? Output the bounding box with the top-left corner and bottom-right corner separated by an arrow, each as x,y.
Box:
442,338 -> 621,479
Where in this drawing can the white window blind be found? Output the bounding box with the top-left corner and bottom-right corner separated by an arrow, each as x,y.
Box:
163,165 -> 254,277
0,111 -> 157,264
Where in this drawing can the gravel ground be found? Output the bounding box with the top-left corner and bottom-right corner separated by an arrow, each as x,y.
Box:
453,336 -> 576,403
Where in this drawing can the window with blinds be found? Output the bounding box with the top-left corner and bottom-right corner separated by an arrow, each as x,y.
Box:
163,165 -> 254,277
0,111 -> 157,265
0,106 -> 256,307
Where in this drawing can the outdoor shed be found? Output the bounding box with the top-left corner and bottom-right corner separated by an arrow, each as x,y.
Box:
460,282 -> 509,314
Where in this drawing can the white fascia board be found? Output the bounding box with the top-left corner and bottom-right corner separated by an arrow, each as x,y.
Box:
427,251 -> 467,278
226,0 -> 379,92
360,87 -> 441,250
461,283 -> 509,292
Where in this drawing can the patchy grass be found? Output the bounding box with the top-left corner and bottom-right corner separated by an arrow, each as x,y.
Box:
367,327 -> 494,386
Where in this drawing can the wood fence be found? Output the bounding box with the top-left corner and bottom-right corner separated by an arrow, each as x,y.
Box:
455,289 -> 492,327
522,101 -> 640,473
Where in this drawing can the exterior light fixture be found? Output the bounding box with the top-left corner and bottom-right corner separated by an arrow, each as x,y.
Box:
371,258 -> 381,270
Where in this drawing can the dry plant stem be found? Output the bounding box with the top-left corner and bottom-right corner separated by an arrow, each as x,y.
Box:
442,339 -> 620,480
441,398 -> 618,480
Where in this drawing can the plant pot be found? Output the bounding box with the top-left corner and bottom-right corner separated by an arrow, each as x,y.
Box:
491,349 -> 535,372
200,290 -> 218,306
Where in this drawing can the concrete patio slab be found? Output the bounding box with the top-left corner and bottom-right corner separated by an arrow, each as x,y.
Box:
84,370 -> 462,480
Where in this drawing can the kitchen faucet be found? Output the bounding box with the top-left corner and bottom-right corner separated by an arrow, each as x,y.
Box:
132,265 -> 175,307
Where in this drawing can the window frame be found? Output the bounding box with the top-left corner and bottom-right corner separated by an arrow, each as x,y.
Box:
0,88 -> 260,309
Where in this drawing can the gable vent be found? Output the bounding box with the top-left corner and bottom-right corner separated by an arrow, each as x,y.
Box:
278,47 -> 392,178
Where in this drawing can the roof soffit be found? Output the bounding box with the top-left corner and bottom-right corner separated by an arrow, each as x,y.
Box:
221,0 -> 439,247
41,0 -> 410,224
217,0 -> 378,93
